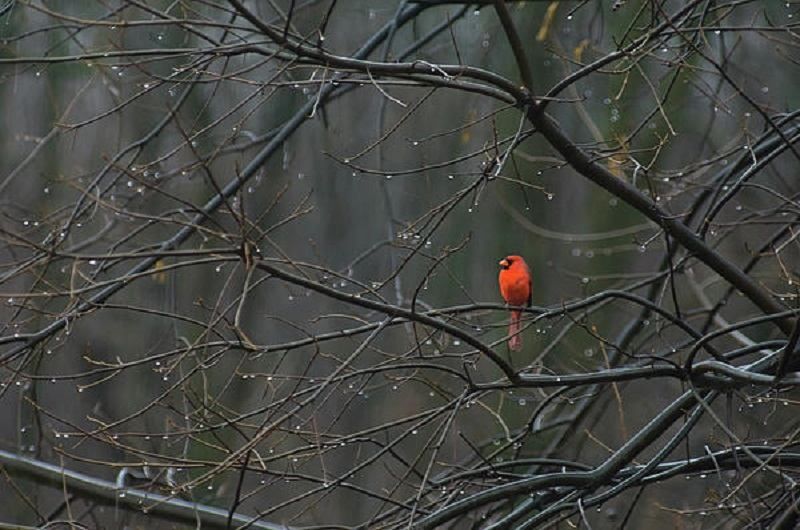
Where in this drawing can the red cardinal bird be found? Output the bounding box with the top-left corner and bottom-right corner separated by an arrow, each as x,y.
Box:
498,255 -> 532,351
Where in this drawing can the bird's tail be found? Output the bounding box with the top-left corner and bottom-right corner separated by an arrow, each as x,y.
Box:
508,310 -> 522,352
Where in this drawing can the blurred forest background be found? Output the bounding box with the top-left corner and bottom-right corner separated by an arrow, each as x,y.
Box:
1,0 -> 800,528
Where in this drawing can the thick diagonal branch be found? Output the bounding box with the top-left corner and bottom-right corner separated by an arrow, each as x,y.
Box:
526,107 -> 791,335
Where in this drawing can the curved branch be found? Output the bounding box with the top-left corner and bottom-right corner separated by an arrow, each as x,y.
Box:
0,449 -> 289,530
254,259 -> 519,381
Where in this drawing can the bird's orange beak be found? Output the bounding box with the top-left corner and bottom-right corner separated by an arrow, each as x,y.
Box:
499,258 -> 509,268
